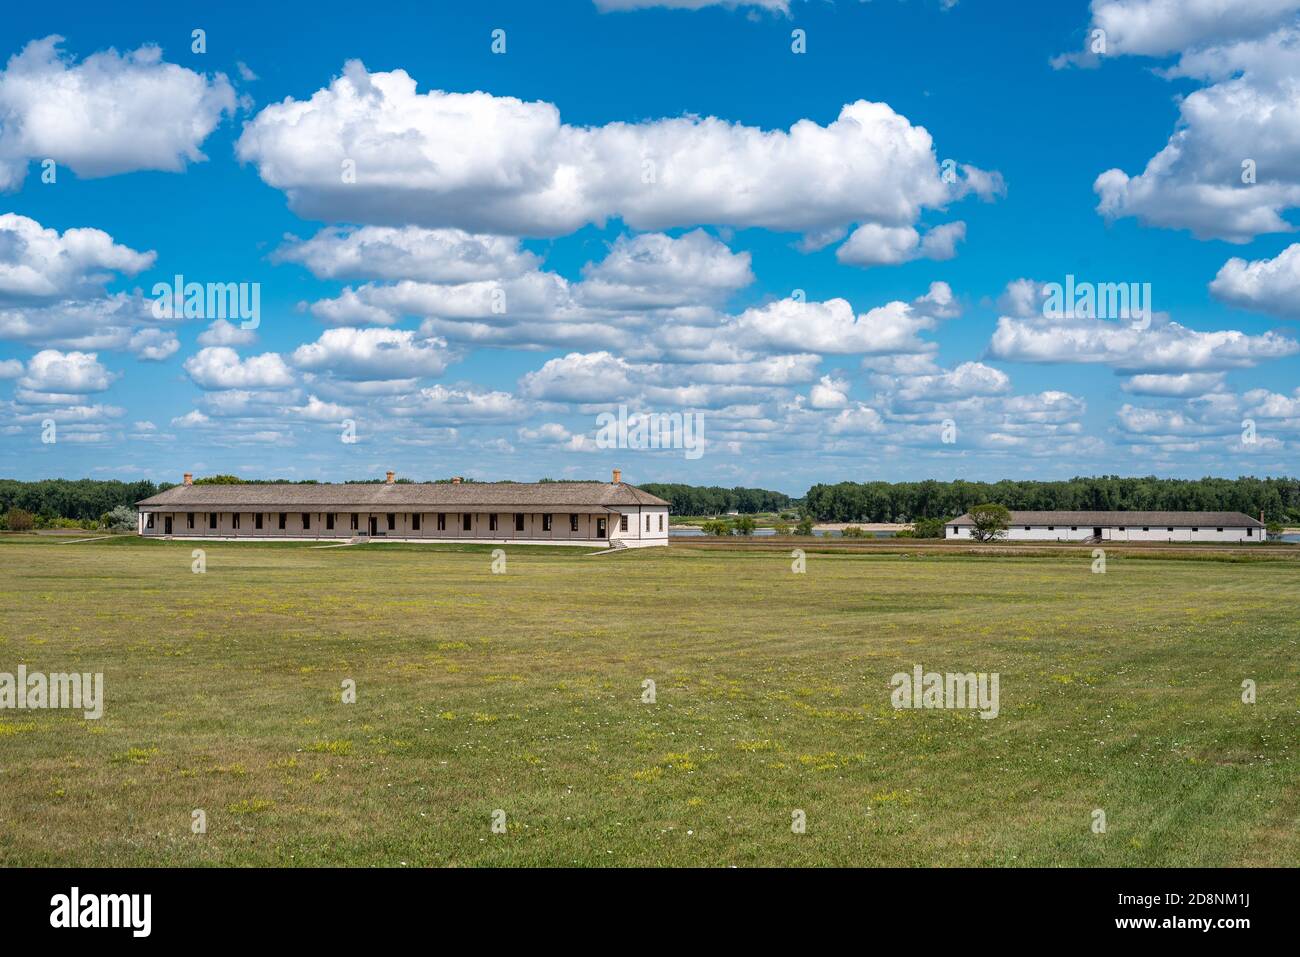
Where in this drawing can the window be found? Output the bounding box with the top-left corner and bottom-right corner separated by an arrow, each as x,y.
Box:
209,513 -> 217,529
570,514 -> 579,532
463,514 -> 472,532
437,513 -> 446,531
1167,527 -> 1174,532
279,512 -> 287,530
256,513 -> 263,530
1047,525 -> 1054,531
490,514 -> 498,532
659,514 -> 664,532
646,514 -> 651,531
387,513 -> 395,531
411,514 -> 420,531
515,513 -> 525,532
146,513 -> 154,529
1070,526 -> 1077,531
1117,526 -> 1125,531
1247,527 -> 1254,537
1192,527 -> 1199,532
1216,527 -> 1223,532
187,513 -> 195,529
303,513 -> 311,530
327,513 -> 335,530
1142,526 -> 1149,531
620,514 -> 629,532
1024,526 -> 1031,531
542,514 -> 552,532
350,514 -> 358,531
232,513 -> 241,530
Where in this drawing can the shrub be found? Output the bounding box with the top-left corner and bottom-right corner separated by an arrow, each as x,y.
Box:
841,525 -> 867,538
4,508 -> 35,531
772,521 -> 791,535
701,519 -> 733,536
35,515 -> 93,530
103,505 -> 137,531
795,516 -> 816,536
733,515 -> 757,535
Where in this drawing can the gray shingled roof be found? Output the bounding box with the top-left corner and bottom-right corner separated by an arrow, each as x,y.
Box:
949,510 -> 1263,527
137,481 -> 669,510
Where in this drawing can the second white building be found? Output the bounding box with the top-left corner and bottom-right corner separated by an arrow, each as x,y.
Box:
945,510 -> 1267,543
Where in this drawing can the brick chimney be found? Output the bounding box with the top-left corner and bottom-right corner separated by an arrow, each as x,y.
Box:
385,470 -> 395,484
452,476 -> 462,485
183,473 -> 193,486
612,468 -> 622,484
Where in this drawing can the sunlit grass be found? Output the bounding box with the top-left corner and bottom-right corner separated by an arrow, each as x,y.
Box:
0,538 -> 1297,866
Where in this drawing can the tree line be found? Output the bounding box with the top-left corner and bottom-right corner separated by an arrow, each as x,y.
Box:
4,475 -> 1299,527
802,476 -> 1300,523
0,479 -> 164,523
636,483 -> 794,515
0,476 -> 796,524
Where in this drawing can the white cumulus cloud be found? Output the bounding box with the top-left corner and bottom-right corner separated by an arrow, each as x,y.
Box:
0,36 -> 236,190
1210,242 -> 1300,318
274,225 -> 540,283
183,346 -> 295,390
17,348 -> 116,393
835,221 -> 966,268
0,213 -> 154,300
236,59 -> 998,241
289,327 -> 455,380
989,312 -> 1297,371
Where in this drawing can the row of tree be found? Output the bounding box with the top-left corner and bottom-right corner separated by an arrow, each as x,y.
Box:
636,483 -> 794,515
0,479 -> 164,523
4,475 -> 1299,526
0,476 -> 797,523
801,476 -> 1300,523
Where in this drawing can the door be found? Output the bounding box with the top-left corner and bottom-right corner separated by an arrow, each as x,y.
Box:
596,517 -> 607,539
1093,526 -> 1102,540
368,516 -> 378,536
164,516 -> 172,535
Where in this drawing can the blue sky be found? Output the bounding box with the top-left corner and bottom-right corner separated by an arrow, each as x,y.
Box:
3,0 -> 1300,494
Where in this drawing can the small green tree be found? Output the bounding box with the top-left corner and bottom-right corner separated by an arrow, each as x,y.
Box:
968,503 -> 1011,542
841,525 -> 867,538
795,515 -> 816,536
772,521 -> 791,535
733,515 -> 756,535
910,517 -> 947,539
4,508 -> 35,532
701,519 -> 733,536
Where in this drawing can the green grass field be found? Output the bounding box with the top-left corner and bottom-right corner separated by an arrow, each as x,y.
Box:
1,536 -> 1297,867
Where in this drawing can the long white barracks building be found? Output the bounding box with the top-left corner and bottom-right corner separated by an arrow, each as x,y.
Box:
136,469 -> 670,548
945,510 -> 1267,543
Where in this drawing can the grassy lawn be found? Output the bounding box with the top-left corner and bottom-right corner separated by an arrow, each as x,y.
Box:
1,537 -> 1297,867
